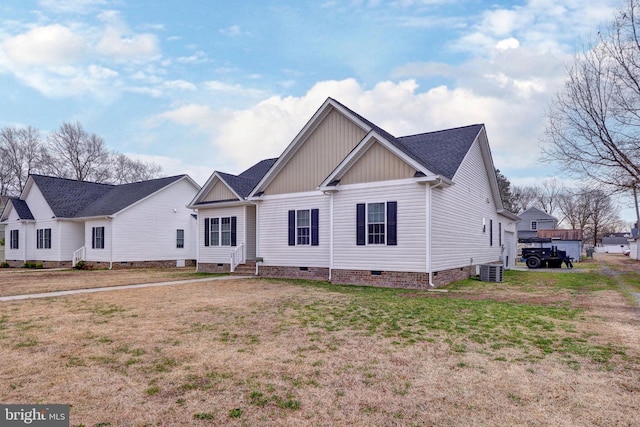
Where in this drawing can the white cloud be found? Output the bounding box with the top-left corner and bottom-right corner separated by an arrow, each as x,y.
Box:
219,25 -> 244,37
38,0 -> 110,14
2,24 -> 86,66
151,78 -> 548,176
95,12 -> 159,60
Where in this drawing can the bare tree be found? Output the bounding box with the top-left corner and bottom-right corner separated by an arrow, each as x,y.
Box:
510,185 -> 538,213
543,0 -> 640,225
0,125 -> 44,194
536,178 -> 564,217
110,153 -> 162,183
47,122 -> 111,182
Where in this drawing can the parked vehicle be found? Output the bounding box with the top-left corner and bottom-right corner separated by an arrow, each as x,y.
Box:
521,246 -> 573,269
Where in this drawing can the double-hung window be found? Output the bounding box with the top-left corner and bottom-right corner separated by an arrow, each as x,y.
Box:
204,217 -> 236,247
288,209 -> 319,246
36,228 -> 51,249
92,227 -> 105,249
357,201 -> 397,246
10,230 -> 19,249
530,221 -> 538,231
176,229 -> 185,248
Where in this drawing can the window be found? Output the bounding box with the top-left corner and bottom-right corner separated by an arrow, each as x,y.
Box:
176,229 -> 184,248
288,209 -> 319,246
204,217 -> 236,247
92,227 -> 105,249
489,219 -> 493,246
36,228 -> 51,249
530,221 -> 538,231
356,202 -> 397,246
297,210 -> 310,245
368,203 -> 386,244
10,230 -> 19,249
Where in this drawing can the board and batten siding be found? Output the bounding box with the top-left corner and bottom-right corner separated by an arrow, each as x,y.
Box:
431,139 -> 502,271
257,193 -> 330,267
198,205 -> 246,264
333,182 -> 427,272
107,178 -> 198,262
203,179 -> 237,202
340,142 -> 417,185
264,109 -> 366,195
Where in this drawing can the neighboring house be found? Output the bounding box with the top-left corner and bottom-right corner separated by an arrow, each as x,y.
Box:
517,207 -> 558,240
0,174 -> 200,268
189,97 -> 520,288
596,233 -> 632,254
0,195 -> 9,263
536,229 -> 583,262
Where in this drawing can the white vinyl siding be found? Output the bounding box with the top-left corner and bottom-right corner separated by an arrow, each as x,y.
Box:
431,138 -> 502,271
333,183 -> 426,272
86,178 -> 198,263
198,205 -> 245,264
258,193 -> 329,267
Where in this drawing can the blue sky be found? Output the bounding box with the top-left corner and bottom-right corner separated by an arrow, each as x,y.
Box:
0,0 -> 633,220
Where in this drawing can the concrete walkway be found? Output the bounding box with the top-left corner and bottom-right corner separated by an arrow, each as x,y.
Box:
0,276 -> 253,302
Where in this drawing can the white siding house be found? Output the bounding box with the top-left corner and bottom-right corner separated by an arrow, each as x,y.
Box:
1,174 -> 199,268
190,97 -> 519,287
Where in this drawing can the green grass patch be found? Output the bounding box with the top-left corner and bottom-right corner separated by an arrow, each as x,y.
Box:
272,275 -> 626,365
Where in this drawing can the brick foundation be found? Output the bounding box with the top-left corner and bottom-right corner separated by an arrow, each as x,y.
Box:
3,260 -> 71,269
197,262 -> 231,273
255,264 -> 482,288
3,259 -> 196,270
258,265 -> 330,282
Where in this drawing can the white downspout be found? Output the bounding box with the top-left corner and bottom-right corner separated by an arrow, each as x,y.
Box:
329,191 -> 334,281
109,218 -> 114,270
428,178 -> 444,288
249,201 -> 260,276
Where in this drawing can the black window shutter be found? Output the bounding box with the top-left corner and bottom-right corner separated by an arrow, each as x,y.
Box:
231,216 -> 237,246
204,218 -> 210,247
288,210 -> 296,246
92,227 -> 96,249
311,208 -> 319,246
387,201 -> 397,246
356,203 -> 366,246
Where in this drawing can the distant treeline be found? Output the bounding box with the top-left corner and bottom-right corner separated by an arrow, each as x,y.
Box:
0,122 -> 162,196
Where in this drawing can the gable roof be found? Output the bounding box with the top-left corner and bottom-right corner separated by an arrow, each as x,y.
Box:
189,158 -> 277,207
518,207 -> 557,222
2,198 -> 34,221
330,98 -> 483,180
25,174 -> 192,219
250,97 -> 491,197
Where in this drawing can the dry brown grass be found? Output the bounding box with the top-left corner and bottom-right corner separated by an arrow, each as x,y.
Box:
0,267 -> 203,297
0,260 -> 639,426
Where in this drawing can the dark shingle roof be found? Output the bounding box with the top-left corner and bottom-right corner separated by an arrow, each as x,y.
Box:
329,98 -> 482,180
31,175 -> 114,217
30,174 -> 186,218
394,125 -> 484,180
9,198 -> 34,220
218,158 -> 278,199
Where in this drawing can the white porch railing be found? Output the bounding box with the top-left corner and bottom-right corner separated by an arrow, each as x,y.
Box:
230,243 -> 245,273
72,246 -> 85,267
